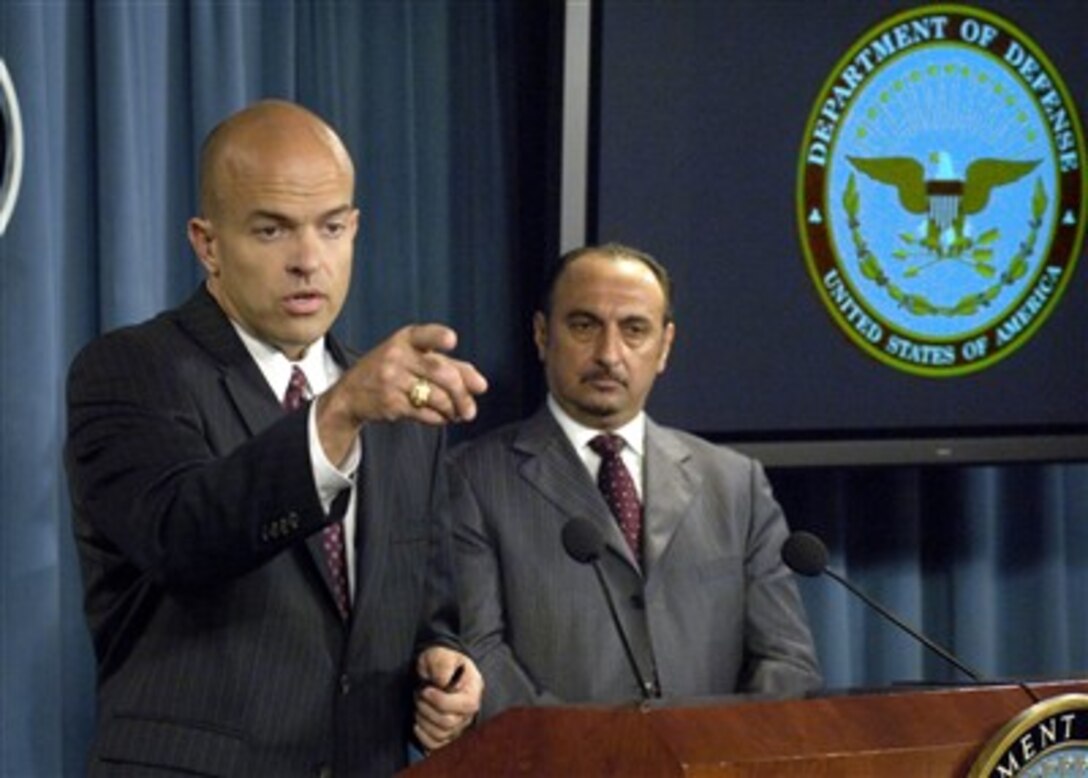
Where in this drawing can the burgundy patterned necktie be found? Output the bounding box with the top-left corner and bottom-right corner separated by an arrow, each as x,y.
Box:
589,433 -> 643,560
283,366 -> 351,620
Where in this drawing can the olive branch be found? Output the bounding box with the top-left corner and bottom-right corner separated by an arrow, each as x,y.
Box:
892,226 -> 999,277
842,174 -> 1048,317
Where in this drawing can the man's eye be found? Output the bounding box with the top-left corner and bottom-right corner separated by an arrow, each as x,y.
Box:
621,322 -> 654,345
254,225 -> 283,240
324,221 -> 347,238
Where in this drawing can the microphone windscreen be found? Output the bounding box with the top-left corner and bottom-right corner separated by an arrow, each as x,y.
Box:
782,531 -> 829,577
562,518 -> 605,564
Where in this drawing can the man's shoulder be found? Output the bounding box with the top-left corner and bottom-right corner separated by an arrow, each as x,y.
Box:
73,290 -> 207,358
72,304 -> 187,368
449,418 -> 526,465
650,421 -> 758,472
447,405 -> 569,482
66,291 -> 230,403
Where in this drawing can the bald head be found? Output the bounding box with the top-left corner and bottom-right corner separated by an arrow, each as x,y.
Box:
186,100 -> 359,359
197,100 -> 355,220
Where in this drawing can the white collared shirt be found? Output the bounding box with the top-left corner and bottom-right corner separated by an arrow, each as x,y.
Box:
546,394 -> 646,500
232,323 -> 361,596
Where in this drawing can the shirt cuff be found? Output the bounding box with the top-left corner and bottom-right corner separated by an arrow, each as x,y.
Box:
307,399 -> 359,513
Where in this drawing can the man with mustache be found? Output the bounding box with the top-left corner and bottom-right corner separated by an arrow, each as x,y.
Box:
65,100 -> 486,776
449,243 -> 821,718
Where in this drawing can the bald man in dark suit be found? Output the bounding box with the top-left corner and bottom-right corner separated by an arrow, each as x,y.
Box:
65,100 -> 486,776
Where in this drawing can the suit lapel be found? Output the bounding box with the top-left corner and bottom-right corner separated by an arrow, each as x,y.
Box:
175,285 -> 351,619
642,419 -> 700,578
172,285 -> 282,437
515,407 -> 640,572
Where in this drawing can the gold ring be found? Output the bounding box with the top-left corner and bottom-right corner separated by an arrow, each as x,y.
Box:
408,378 -> 432,409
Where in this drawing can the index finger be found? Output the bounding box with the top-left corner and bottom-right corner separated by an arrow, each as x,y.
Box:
408,323 -> 458,355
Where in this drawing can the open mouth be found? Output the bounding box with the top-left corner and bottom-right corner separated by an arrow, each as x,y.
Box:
283,291 -> 325,315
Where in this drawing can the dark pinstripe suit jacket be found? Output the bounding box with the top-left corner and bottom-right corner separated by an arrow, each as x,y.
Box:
65,286 -> 458,777
450,406 -> 821,720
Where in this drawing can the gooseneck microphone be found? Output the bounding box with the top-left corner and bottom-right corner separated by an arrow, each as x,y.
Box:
782,530 -> 988,684
561,518 -> 657,700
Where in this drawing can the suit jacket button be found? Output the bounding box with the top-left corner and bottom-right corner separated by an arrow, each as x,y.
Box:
630,594 -> 646,610
339,673 -> 351,695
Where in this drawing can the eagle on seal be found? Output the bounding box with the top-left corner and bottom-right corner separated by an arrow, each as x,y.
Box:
848,152 -> 1039,257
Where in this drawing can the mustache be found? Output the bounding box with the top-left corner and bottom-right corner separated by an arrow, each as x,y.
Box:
580,367 -> 627,386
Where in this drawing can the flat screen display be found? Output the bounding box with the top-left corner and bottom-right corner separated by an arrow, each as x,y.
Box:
583,0 -> 1088,465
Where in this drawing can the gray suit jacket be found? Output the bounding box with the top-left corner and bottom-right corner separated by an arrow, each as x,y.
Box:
450,406 -> 821,719
65,286 -> 458,777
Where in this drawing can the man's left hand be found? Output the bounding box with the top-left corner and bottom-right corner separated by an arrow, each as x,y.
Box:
414,646 -> 484,752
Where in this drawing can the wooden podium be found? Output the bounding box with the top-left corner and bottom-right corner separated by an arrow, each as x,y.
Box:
401,680 -> 1088,776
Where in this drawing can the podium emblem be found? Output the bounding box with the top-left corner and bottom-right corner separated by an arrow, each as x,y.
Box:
798,4 -> 1085,376
968,693 -> 1088,777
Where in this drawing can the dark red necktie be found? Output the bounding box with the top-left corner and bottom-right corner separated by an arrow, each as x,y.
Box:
283,366 -> 351,620
589,433 -> 643,560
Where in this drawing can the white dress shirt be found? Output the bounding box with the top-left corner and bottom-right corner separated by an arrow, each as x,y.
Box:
232,324 -> 361,596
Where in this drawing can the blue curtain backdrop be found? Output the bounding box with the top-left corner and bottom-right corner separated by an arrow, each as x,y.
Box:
0,1 -> 1084,776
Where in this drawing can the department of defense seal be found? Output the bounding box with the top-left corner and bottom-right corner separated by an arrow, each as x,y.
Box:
968,693 -> 1088,777
0,58 -> 24,237
798,5 -> 1086,376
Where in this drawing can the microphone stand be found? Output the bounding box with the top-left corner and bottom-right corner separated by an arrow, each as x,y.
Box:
588,559 -> 657,702
823,566 -> 1040,703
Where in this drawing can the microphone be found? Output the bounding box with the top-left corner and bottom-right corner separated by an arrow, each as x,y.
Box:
782,530 -> 988,684
561,519 -> 657,700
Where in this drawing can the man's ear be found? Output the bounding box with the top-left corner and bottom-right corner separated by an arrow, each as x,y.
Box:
187,217 -> 219,277
657,321 -> 676,374
532,311 -> 548,363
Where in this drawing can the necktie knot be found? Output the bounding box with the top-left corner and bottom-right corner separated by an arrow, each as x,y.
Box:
589,433 -> 625,459
283,366 -> 309,412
